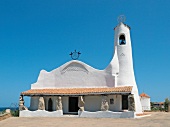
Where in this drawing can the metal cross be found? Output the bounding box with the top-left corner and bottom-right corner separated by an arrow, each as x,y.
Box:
117,15 -> 126,23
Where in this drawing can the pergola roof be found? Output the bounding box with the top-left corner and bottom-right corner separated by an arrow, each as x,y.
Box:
21,86 -> 133,96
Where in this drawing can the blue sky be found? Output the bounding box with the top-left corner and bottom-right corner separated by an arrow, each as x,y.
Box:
0,0 -> 170,107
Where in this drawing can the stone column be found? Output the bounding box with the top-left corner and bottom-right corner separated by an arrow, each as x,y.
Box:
101,96 -> 109,111
38,97 -> 45,110
56,96 -> 62,110
78,96 -> 85,111
128,94 -> 135,111
19,95 -> 28,111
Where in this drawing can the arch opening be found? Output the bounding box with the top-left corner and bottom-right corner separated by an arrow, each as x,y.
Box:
119,35 -> 126,45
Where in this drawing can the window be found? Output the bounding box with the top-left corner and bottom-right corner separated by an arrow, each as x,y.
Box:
119,35 -> 126,45
110,98 -> 114,104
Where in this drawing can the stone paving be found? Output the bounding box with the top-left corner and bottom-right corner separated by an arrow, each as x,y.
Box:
0,112 -> 170,127
0,113 -> 11,121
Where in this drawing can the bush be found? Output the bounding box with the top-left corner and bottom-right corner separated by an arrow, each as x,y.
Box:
10,110 -> 19,117
151,107 -> 159,111
1,110 -> 6,114
159,107 -> 164,112
164,98 -> 170,112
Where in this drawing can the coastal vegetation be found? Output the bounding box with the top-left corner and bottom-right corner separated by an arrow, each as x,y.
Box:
10,110 -> 19,117
151,98 -> 170,112
164,98 -> 170,112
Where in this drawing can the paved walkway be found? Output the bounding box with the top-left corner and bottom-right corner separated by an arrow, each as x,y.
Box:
0,113 -> 11,121
0,112 -> 170,127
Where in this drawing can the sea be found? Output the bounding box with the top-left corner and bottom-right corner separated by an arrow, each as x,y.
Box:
0,107 -> 19,112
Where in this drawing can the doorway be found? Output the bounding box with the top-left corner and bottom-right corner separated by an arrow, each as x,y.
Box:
69,97 -> 79,113
122,95 -> 128,110
48,98 -> 53,111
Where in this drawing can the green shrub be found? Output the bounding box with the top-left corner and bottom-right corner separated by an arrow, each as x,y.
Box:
10,110 -> 19,117
159,107 -> 164,111
164,98 -> 170,112
151,107 -> 159,111
1,110 -> 6,114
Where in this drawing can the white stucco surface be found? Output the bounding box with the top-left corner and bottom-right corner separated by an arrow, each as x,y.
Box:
20,110 -> 134,118
78,111 -> 135,118
108,95 -> 121,111
22,21 -> 143,117
109,23 -> 142,113
29,96 -> 39,111
131,86 -> 142,113
140,97 -> 151,111
20,110 -> 63,117
31,61 -> 115,89
113,23 -> 136,86
62,97 -> 69,114
44,96 -> 58,111
84,96 -> 101,112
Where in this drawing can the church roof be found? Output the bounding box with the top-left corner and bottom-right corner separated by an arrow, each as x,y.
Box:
114,22 -> 131,30
31,60 -> 115,89
140,93 -> 150,98
21,86 -> 132,96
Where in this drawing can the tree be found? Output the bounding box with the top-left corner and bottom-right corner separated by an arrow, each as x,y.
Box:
164,98 -> 170,112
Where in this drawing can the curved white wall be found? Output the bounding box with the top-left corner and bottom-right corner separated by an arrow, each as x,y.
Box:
112,23 -> 142,113
31,61 -> 115,89
114,23 -> 136,86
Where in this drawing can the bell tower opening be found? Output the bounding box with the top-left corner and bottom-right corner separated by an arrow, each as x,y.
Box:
119,35 -> 126,45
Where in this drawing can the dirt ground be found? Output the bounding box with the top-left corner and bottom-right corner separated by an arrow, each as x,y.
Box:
0,112 -> 169,127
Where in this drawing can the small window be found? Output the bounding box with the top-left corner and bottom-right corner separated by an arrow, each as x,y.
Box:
110,98 -> 114,104
119,35 -> 126,45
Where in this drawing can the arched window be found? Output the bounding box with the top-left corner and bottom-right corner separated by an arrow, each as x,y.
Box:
119,35 -> 126,45
48,98 -> 53,111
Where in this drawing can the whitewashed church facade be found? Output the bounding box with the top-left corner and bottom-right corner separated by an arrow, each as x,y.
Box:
19,19 -> 143,118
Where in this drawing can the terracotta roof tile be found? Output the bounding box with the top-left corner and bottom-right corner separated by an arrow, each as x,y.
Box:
159,102 -> 164,105
21,86 -> 132,96
140,93 -> 150,98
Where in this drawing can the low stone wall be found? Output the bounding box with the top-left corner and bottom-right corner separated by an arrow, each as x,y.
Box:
78,111 -> 135,118
20,110 -> 135,118
20,110 -> 63,117
0,113 -> 11,121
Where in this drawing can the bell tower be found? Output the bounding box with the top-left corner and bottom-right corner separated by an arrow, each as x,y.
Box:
114,21 -> 136,86
106,15 -> 142,113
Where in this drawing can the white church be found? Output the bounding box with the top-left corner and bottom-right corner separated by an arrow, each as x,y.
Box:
19,18 -> 143,118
